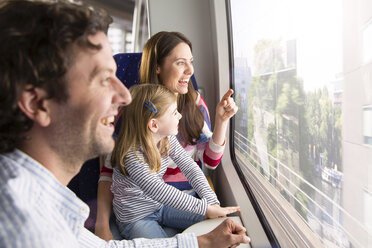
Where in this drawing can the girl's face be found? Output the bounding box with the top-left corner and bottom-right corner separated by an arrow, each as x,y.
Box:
156,42 -> 194,95
155,102 -> 182,137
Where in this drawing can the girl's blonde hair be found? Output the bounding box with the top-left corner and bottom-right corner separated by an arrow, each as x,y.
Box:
111,84 -> 177,176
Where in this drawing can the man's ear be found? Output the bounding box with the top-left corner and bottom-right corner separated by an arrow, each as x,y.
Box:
17,85 -> 52,127
147,118 -> 159,133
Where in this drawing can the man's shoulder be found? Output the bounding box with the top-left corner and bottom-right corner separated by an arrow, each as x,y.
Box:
0,179 -> 41,247
0,152 -> 22,179
0,152 -> 41,203
0,156 -> 41,224
0,163 -> 81,247
0,196 -> 78,248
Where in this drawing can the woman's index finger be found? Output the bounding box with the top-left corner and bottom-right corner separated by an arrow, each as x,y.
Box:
223,89 -> 234,100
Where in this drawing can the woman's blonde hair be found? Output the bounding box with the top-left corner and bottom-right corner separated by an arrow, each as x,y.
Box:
111,84 -> 177,176
140,31 -> 205,145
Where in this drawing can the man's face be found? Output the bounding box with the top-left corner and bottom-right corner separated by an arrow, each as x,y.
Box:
46,32 -> 131,162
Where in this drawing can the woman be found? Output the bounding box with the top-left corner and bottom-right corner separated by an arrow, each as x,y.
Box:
95,31 -> 238,241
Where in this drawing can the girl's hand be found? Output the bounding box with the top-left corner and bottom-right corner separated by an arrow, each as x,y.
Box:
215,89 -> 238,123
206,204 -> 241,219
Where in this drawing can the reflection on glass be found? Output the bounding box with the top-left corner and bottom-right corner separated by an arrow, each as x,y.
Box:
363,107 -> 372,145
230,0 -> 372,247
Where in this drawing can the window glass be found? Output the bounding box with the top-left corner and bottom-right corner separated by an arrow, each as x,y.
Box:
108,21 -> 127,54
93,0 -> 149,53
364,190 -> 372,233
363,106 -> 372,145
363,21 -> 372,64
230,0 -> 372,247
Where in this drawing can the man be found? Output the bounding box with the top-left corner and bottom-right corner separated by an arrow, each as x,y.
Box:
0,0 -> 250,247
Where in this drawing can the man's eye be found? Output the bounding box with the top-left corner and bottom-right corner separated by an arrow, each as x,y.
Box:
102,77 -> 110,85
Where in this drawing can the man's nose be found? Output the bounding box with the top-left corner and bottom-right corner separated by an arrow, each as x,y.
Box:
112,76 -> 132,107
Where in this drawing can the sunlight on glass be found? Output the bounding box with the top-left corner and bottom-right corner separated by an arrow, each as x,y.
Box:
363,22 -> 372,64
108,26 -> 125,55
231,0 -> 372,247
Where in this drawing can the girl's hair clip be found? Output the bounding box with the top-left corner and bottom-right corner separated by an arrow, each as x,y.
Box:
143,100 -> 158,114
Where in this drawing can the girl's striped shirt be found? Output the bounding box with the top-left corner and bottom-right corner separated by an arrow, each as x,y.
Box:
111,135 -> 219,223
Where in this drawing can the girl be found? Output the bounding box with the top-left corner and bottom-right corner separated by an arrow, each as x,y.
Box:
111,84 -> 240,239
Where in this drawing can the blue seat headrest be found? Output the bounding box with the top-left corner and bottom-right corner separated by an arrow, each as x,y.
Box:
114,53 -> 142,89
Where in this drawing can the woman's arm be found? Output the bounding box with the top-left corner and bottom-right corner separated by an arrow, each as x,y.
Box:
211,89 -> 238,146
192,95 -> 223,170
95,155 -> 115,241
194,93 -> 231,170
195,89 -> 237,170
95,180 -> 114,241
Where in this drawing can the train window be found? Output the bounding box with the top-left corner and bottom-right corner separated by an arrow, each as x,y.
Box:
364,189 -> 372,233
85,0 -> 149,53
108,19 -> 129,54
363,106 -> 372,145
363,21 -> 372,64
228,0 -> 372,247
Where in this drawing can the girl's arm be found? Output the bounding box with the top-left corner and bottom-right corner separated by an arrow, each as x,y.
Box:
168,136 -> 219,205
125,151 -> 208,216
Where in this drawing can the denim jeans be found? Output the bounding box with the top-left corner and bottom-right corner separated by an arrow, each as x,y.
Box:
116,205 -> 204,239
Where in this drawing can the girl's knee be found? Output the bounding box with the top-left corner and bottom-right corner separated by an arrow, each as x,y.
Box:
124,219 -> 168,239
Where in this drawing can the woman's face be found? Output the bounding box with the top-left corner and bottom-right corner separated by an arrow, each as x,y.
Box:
156,42 -> 194,95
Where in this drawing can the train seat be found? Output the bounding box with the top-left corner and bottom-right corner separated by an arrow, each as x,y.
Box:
114,53 -> 142,88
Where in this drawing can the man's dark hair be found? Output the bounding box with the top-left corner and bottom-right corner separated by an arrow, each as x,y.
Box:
0,0 -> 112,153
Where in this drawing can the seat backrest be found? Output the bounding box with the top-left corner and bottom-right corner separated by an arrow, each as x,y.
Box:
114,53 -> 142,89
